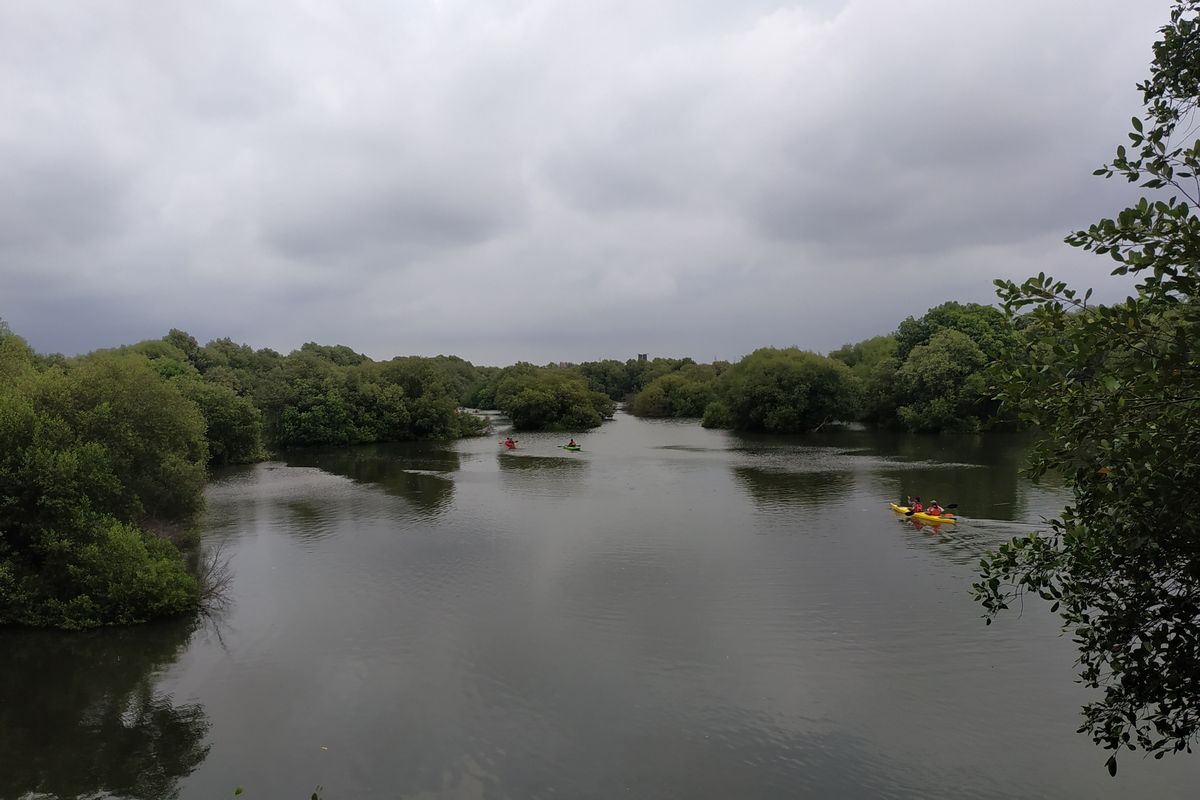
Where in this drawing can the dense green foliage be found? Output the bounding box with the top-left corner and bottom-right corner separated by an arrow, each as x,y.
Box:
474,364 -> 615,430
576,359 -> 637,400
630,364 -> 723,418
0,329 -> 203,628
575,356 -> 704,402
895,301 -> 1015,362
701,348 -> 858,432
176,380 -> 265,466
829,334 -> 899,427
894,330 -> 990,433
975,2 -> 1200,772
112,335 -> 269,465
827,334 -> 897,371
153,334 -> 489,450
831,302 -> 1013,432
624,303 -> 1012,432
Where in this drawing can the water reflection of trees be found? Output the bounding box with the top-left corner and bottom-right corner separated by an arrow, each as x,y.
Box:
736,429 -> 1035,468
866,435 -> 1036,522
733,467 -> 852,509
498,453 -> 590,495
0,619 -> 208,800
286,442 -> 460,515
859,431 -> 1034,469
740,429 -> 1036,522
877,464 -> 1021,521
727,430 -> 1060,524
497,453 -> 589,472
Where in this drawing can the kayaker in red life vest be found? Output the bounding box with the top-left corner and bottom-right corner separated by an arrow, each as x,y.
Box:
926,500 -> 944,517
910,497 -> 924,514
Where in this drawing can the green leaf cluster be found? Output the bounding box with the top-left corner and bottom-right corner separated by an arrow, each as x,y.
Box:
478,364 -> 615,431
156,333 -> 489,450
576,359 -> 637,401
895,301 -> 1016,363
701,348 -> 859,432
0,333 -> 203,628
894,330 -> 990,433
831,303 -> 1013,432
624,317 -> 1006,432
574,356 -> 703,402
974,0 -> 1200,771
630,364 -> 724,418
827,334 -> 897,371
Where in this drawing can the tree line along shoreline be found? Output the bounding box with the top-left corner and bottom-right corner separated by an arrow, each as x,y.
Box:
475,298 -> 1017,435
0,299 -> 1011,630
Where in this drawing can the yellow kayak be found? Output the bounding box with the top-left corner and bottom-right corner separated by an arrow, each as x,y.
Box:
890,503 -> 958,525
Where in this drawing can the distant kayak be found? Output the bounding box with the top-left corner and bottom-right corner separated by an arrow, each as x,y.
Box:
560,445 -> 582,452
890,503 -> 958,525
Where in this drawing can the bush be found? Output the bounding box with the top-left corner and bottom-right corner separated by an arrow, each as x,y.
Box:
700,400 -> 733,429
176,379 -> 265,465
630,367 -> 719,418
893,330 -> 989,433
0,334 -> 206,628
708,348 -> 859,432
17,517 -> 199,629
487,366 -> 614,431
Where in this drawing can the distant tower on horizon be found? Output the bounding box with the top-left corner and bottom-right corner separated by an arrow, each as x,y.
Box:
637,353 -> 648,362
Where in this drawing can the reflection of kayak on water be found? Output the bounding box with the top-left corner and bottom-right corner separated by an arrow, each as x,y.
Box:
890,503 -> 958,525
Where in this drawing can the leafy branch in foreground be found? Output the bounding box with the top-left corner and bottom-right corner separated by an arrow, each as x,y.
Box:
973,0 -> 1200,775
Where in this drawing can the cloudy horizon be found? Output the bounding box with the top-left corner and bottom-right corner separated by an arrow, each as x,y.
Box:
0,1 -> 1167,365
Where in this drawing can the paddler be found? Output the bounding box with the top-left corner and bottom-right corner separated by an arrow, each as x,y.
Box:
926,500 -> 944,517
910,497 -> 924,514
568,439 -> 577,448
505,437 -> 515,447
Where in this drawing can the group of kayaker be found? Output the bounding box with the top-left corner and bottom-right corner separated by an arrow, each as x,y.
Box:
501,437 -> 579,449
906,496 -> 947,518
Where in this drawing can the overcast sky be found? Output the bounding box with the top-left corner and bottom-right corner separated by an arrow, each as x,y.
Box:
0,1 -> 1168,364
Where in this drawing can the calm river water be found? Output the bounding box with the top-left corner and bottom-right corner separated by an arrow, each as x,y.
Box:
3,412 -> 1198,799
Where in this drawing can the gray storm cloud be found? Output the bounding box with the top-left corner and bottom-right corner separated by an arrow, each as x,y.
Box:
0,0 -> 1164,363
